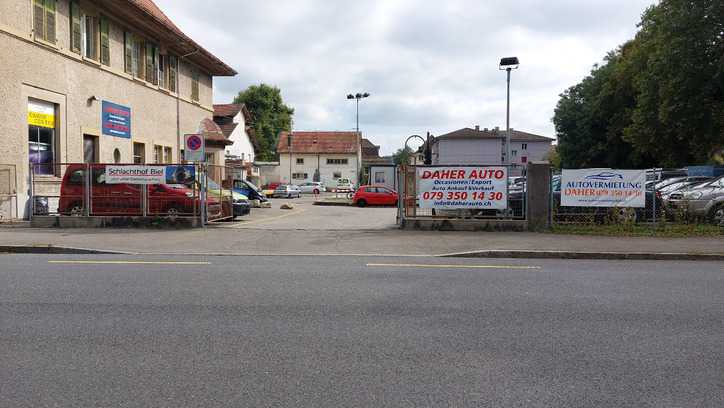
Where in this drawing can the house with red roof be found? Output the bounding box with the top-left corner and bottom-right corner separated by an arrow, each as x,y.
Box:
276,131 -> 363,187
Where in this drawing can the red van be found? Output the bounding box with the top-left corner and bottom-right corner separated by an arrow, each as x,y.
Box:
58,164 -> 220,217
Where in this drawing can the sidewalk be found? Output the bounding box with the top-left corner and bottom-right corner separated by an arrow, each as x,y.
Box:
0,227 -> 722,259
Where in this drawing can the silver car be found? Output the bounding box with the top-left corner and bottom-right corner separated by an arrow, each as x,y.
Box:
297,182 -> 326,194
273,184 -> 302,198
667,176 -> 724,224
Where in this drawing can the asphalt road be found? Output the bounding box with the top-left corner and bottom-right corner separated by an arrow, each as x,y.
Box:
225,193 -> 397,230
1,255 -> 723,407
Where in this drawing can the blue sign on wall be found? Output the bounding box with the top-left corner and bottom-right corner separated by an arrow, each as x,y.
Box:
101,100 -> 131,139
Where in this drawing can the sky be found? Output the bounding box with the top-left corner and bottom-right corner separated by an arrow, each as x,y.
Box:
156,0 -> 656,155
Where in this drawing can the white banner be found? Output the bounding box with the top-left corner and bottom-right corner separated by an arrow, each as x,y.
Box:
106,166 -> 166,184
561,169 -> 646,207
417,166 -> 508,209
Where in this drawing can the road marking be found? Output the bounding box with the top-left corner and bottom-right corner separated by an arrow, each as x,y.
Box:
366,263 -> 540,270
229,209 -> 307,228
48,260 -> 210,265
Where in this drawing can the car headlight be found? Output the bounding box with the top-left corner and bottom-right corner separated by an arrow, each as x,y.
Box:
684,191 -> 703,199
185,192 -> 194,197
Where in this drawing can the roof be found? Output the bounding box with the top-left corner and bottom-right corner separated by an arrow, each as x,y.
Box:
277,131 -> 361,154
435,127 -> 554,143
361,138 -> 378,149
213,103 -> 243,118
200,118 -> 232,146
100,0 -> 236,76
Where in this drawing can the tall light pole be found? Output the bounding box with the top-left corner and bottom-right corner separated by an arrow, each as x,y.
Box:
499,57 -> 519,165
287,132 -> 292,184
347,92 -> 370,134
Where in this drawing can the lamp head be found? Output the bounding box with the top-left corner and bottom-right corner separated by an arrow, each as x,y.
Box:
499,57 -> 520,70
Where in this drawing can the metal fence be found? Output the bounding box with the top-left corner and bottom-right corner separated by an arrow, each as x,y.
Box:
398,164 -> 526,221
29,162 -> 234,222
0,164 -> 18,221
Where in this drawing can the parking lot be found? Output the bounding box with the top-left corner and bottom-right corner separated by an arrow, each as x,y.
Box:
222,193 -> 398,230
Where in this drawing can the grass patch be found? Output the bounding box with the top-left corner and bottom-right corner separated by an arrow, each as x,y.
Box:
551,223 -> 723,238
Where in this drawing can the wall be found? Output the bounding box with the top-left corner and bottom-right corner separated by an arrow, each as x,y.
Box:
369,166 -> 397,191
278,153 -> 360,187
0,0 -> 218,218
434,138 -> 503,165
225,112 -> 255,163
510,141 -> 553,165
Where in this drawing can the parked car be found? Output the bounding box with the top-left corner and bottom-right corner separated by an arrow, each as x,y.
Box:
232,179 -> 268,203
297,182 -> 326,194
57,165 -> 221,218
261,182 -> 282,198
273,184 -> 302,198
666,176 -> 724,224
352,185 -> 398,207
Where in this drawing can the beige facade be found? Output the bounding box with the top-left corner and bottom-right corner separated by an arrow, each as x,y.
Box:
0,0 -> 235,218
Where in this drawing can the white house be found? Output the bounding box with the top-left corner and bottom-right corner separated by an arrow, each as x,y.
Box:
431,126 -> 554,168
277,131 -> 362,187
213,103 -> 256,164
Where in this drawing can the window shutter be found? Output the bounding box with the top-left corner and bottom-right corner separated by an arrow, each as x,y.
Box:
33,0 -> 45,39
100,18 -> 110,65
70,1 -> 81,53
191,71 -> 199,101
124,32 -> 133,74
45,0 -> 56,43
158,54 -> 165,88
168,56 -> 177,92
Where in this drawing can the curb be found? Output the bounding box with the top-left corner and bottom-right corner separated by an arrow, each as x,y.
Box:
0,245 -> 127,255
439,250 -> 724,261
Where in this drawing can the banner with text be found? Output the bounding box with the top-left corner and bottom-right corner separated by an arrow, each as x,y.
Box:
105,165 -> 196,185
417,166 -> 508,209
561,169 -> 646,208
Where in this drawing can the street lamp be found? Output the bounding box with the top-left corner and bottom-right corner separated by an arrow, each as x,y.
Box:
287,132 -> 292,183
346,92 -> 370,134
499,57 -> 519,166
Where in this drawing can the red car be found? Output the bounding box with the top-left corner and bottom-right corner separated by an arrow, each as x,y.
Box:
58,164 -> 220,217
352,185 -> 398,207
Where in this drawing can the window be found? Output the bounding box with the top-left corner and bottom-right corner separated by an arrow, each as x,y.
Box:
133,142 -> 145,164
292,173 -> 307,180
333,171 -> 342,179
124,32 -> 133,74
113,148 -> 121,163
83,135 -> 98,163
205,152 -> 215,163
511,150 -> 518,157
158,55 -> 166,89
191,70 -> 200,102
374,171 -> 385,184
327,158 -> 348,165
296,158 -> 304,164
154,145 -> 163,163
33,0 -> 56,43
28,99 -> 56,175
99,17 -> 110,65
84,15 -> 98,60
164,147 -> 173,164
70,1 -> 81,53
521,143 -> 528,150
167,56 -> 178,92
146,43 -> 158,85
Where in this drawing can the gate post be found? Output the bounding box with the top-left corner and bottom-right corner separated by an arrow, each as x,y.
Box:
526,161 -> 551,231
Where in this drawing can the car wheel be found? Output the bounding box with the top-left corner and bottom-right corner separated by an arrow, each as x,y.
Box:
357,199 -> 367,208
167,207 -> 180,220
69,203 -> 84,216
710,204 -> 724,226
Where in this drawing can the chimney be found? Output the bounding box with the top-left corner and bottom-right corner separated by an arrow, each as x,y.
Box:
484,128 -> 488,132
474,125 -> 480,131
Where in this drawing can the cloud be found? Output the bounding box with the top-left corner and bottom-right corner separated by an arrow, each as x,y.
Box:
156,0 -> 655,155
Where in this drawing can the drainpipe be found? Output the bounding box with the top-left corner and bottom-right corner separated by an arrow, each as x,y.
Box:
176,48 -> 199,161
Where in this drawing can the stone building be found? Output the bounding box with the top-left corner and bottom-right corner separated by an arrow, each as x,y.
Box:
0,0 -> 236,218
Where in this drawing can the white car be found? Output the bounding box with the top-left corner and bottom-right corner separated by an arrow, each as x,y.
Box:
297,182 -> 326,194
272,184 -> 302,198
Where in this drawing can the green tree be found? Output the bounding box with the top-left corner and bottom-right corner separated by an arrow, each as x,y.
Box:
233,84 -> 294,161
392,146 -> 413,165
553,0 -> 723,168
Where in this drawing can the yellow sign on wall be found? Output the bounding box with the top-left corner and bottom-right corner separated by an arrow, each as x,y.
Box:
28,99 -> 55,128
28,111 -> 55,128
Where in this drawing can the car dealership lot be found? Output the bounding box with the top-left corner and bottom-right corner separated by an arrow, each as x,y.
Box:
224,193 -> 397,230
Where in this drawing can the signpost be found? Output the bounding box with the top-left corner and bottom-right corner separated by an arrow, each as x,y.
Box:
417,166 -> 508,210
561,169 -> 646,208
184,134 -> 204,162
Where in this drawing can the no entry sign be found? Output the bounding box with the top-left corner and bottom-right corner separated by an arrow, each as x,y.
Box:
184,134 -> 205,162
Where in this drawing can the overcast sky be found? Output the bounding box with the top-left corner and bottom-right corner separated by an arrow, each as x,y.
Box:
156,0 -> 656,155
